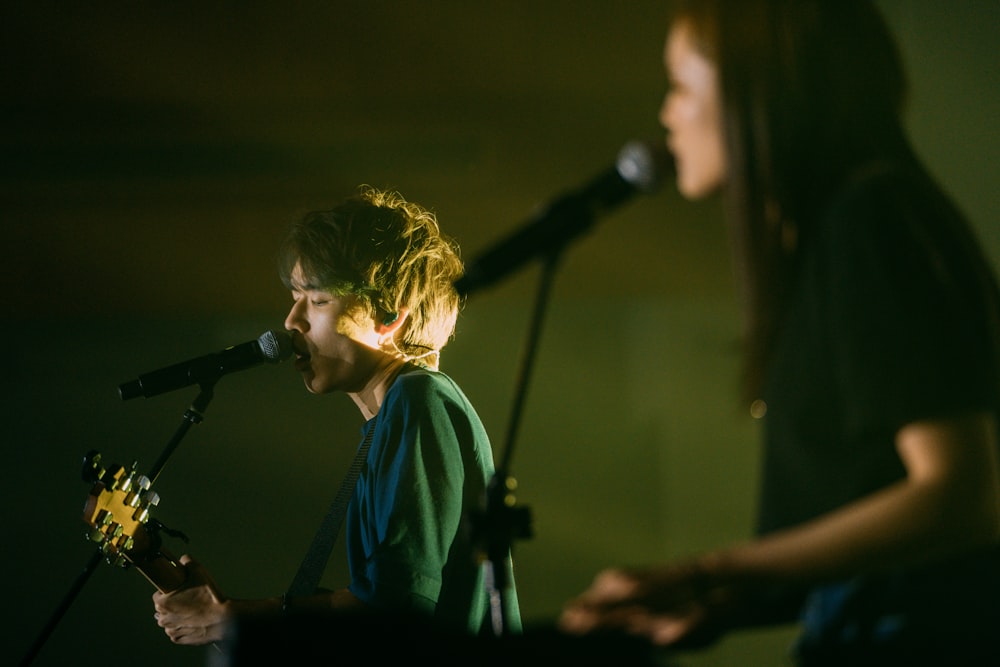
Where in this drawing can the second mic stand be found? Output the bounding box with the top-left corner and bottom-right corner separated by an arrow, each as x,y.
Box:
19,381 -> 217,666
470,246 -> 568,637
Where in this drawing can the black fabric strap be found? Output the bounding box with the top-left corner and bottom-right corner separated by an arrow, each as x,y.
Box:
285,421 -> 376,598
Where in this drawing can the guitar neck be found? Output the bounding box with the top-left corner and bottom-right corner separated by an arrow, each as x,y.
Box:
128,532 -> 187,593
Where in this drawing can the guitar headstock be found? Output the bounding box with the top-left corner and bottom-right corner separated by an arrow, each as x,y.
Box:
82,450 -> 186,593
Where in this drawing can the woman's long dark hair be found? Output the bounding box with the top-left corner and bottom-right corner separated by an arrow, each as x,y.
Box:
673,0 -> 912,401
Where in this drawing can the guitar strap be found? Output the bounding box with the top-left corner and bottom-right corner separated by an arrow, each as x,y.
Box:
285,420 -> 376,598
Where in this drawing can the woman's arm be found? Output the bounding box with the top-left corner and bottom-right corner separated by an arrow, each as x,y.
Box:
560,411 -> 1000,646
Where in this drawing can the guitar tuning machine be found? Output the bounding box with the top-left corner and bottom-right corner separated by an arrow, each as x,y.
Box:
122,468 -> 155,507
81,450 -> 106,484
132,491 -> 160,524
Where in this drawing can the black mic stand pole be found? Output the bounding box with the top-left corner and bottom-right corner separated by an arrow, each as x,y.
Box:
19,381 -> 218,666
147,381 -> 215,485
473,241 -> 572,638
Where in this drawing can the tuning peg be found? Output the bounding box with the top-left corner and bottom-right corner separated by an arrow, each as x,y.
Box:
99,538 -> 116,557
119,469 -> 137,494
102,463 -> 125,491
81,450 -> 105,483
123,490 -> 141,509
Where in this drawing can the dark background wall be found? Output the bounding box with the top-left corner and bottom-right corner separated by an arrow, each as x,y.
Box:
4,2 -> 997,665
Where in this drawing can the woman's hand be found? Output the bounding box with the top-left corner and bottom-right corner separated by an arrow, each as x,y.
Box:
559,559 -> 737,648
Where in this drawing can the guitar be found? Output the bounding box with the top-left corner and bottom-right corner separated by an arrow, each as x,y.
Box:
81,450 -> 187,593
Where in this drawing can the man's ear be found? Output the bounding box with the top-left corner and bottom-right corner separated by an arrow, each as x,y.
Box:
376,307 -> 409,335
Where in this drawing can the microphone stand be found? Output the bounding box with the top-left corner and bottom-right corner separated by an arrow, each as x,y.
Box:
148,382 -> 215,485
458,143 -> 670,645
19,381 -> 217,666
470,239 -> 572,638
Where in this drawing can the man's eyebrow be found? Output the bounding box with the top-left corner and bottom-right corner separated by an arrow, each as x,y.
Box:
289,278 -> 320,291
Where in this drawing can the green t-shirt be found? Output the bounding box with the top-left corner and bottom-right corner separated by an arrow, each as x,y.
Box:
346,367 -> 521,635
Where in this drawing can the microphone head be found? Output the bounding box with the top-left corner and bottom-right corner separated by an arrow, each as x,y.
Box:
616,140 -> 675,193
258,329 -> 293,362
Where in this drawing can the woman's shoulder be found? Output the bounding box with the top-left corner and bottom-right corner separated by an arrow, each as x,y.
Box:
815,158 -> 968,255
827,159 -> 955,225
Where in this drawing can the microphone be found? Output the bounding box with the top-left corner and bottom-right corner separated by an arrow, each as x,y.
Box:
454,139 -> 673,296
118,329 -> 294,400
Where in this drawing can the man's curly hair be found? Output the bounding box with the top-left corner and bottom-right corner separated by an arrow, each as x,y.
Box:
278,185 -> 465,359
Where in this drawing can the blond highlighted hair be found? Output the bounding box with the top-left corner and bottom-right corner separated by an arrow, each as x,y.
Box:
278,185 -> 464,363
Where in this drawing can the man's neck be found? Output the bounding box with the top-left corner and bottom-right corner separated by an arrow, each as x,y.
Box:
349,355 -> 408,421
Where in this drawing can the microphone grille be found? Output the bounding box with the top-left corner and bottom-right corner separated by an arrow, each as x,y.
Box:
616,140 -> 675,193
258,330 -> 294,362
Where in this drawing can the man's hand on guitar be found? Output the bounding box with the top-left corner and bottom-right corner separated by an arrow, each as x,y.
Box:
152,554 -> 230,645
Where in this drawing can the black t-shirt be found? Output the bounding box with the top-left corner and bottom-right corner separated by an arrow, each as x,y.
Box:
751,162 -> 1000,658
758,161 -> 1000,534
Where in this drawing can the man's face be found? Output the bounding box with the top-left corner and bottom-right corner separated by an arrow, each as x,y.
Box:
283,262 -> 380,395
